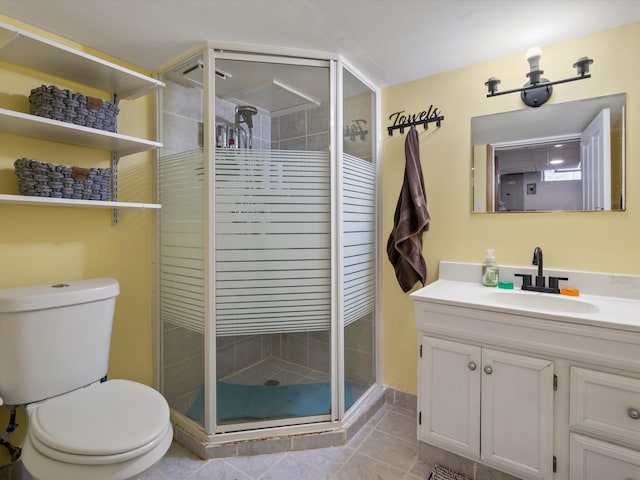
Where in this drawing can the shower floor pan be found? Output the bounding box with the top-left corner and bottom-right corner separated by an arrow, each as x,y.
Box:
186,357 -> 366,423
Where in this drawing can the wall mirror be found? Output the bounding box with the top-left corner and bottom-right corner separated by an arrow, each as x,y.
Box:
472,93 -> 626,212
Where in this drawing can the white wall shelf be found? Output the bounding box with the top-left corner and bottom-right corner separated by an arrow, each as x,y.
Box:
0,20 -> 164,221
0,194 -> 160,210
0,108 -> 162,157
0,21 -> 165,99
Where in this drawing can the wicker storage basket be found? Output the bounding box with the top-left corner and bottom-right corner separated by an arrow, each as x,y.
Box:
14,158 -> 112,201
28,85 -> 119,133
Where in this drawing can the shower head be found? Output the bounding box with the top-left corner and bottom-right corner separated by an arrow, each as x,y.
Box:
236,105 -> 258,128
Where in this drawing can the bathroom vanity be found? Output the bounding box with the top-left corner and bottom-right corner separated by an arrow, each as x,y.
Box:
411,262 -> 640,480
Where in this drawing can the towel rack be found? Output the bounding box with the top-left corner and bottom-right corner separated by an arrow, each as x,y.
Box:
387,106 -> 444,136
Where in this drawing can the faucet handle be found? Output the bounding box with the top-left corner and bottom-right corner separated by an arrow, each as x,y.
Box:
514,273 -> 532,288
549,276 -> 569,292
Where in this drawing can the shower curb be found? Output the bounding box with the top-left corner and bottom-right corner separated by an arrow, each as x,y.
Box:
172,385 -> 416,460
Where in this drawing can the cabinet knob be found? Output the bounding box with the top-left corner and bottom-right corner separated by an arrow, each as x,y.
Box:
483,365 -> 493,375
468,361 -> 477,371
629,408 -> 640,420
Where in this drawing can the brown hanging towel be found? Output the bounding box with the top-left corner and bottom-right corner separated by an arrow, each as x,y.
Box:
386,125 -> 430,292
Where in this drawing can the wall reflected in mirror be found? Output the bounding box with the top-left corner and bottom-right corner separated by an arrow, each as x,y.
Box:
472,93 -> 626,213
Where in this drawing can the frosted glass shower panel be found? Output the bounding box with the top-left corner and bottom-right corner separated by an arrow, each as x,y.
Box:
342,68 -> 376,407
158,148 -> 206,423
215,148 -> 331,336
343,153 -> 375,327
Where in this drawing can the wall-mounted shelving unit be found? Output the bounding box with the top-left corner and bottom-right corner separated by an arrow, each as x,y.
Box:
0,21 -> 163,99
0,20 -> 165,218
0,108 -> 161,156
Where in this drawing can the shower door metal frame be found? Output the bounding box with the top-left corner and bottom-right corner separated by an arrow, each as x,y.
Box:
206,49 -> 339,435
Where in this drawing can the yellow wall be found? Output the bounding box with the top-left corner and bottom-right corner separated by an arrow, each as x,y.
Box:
381,22 -> 640,394
0,16 -> 156,387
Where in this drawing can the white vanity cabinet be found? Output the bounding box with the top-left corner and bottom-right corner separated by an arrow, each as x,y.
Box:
419,336 -> 554,480
411,262 -> 640,480
0,20 -> 164,215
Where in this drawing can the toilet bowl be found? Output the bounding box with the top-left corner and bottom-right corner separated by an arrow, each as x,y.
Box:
0,278 -> 173,479
21,380 -> 173,480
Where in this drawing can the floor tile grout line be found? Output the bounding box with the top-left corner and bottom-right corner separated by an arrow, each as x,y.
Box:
224,457 -> 262,480
353,448 -> 415,476
256,453 -> 291,480
406,454 -> 428,478
290,444 -> 359,478
374,424 -> 420,445
371,431 -> 419,449
328,418 -> 380,479
151,466 -> 172,480
281,451 -> 333,479
182,455 -> 219,480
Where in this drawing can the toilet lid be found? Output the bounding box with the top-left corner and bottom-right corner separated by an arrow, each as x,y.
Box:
30,379 -> 170,457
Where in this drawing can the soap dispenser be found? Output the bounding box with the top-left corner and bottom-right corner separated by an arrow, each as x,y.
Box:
482,249 -> 499,287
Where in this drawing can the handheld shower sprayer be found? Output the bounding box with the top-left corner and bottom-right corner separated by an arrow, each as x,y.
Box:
236,105 -> 258,128
235,105 -> 258,148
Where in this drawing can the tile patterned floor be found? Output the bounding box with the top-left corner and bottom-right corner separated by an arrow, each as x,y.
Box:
1,403 -> 429,480
148,403 -> 427,480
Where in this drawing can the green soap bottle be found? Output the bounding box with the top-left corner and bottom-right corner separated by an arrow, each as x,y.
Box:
482,249 -> 499,287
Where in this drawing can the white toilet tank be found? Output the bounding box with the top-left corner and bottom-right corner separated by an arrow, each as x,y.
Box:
0,278 -> 120,406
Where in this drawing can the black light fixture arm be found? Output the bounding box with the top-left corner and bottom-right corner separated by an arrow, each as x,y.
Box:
485,47 -> 593,107
486,73 -> 591,98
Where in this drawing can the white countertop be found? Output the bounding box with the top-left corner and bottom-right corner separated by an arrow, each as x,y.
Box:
410,262 -> 640,333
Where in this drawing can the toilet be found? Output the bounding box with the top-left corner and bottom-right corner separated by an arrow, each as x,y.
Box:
0,278 -> 173,480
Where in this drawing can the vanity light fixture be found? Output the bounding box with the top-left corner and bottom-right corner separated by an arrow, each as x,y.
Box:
484,46 -> 593,107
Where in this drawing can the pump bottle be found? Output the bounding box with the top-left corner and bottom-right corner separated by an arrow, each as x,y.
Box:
482,249 -> 499,287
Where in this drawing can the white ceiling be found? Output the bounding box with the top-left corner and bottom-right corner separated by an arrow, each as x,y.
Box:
2,0 -> 640,88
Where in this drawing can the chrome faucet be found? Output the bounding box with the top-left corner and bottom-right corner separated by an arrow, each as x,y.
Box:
532,246 -> 544,287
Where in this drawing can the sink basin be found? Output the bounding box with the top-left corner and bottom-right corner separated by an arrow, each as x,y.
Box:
485,290 -> 599,314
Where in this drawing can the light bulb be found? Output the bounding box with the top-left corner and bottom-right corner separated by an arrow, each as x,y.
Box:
524,46 -> 544,85
526,46 -> 542,61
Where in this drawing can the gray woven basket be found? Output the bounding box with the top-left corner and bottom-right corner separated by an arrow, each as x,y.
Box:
29,85 -> 119,133
14,158 -> 112,201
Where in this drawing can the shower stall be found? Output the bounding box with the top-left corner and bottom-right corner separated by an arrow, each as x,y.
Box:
156,48 -> 379,450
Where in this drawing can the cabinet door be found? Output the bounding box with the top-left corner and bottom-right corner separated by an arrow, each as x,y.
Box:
419,336 -> 481,459
481,348 -> 554,480
570,433 -> 640,480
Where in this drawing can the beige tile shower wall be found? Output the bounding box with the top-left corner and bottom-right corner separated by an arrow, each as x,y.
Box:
162,323 -> 204,414
345,314 -> 375,383
270,330 -> 331,375
216,334 -> 273,380
271,103 -> 330,150
268,315 -> 374,384
162,80 -> 203,156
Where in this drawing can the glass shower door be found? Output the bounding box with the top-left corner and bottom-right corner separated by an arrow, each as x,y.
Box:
213,55 -> 333,427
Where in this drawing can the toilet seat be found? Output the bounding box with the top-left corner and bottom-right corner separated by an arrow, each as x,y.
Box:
28,379 -> 170,465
